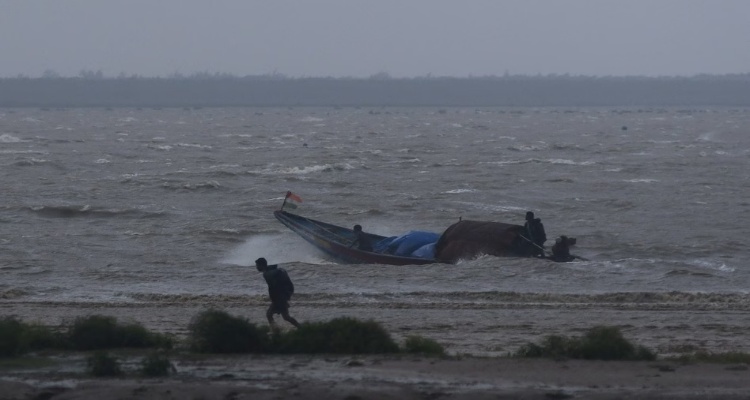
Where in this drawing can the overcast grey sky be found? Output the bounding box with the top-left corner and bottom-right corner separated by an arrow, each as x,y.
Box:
2,0 -> 749,78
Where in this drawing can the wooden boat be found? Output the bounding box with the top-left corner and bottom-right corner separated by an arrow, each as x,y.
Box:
274,210 -> 438,265
274,192 -> 583,264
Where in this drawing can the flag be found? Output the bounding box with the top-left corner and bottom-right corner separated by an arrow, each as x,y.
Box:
286,191 -> 303,203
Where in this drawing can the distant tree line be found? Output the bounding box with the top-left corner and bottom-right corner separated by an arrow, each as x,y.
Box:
2,73 -> 749,107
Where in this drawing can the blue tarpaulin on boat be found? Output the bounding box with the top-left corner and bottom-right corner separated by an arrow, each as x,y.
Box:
411,242 -> 436,259
374,231 -> 440,258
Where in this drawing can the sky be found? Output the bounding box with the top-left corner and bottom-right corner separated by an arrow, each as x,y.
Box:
1,0 -> 749,78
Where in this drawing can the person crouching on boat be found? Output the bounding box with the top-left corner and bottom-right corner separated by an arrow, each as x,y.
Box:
351,224 -> 374,252
550,235 -> 577,262
255,257 -> 300,328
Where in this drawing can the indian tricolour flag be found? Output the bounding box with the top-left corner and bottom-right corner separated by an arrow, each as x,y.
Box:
284,191 -> 303,209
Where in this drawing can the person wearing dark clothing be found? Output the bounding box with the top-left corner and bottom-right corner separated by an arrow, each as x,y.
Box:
350,224 -> 374,252
523,211 -> 547,257
255,257 -> 300,328
551,235 -> 576,262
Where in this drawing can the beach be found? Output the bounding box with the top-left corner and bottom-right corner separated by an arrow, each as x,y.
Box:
4,298 -> 750,399
3,351 -> 750,399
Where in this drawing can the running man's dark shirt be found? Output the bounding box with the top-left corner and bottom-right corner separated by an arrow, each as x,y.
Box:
262,265 -> 294,305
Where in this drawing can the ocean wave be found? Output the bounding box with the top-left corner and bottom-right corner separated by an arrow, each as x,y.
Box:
393,158 -> 421,164
0,133 -> 26,143
0,149 -> 48,155
479,160 -> 524,166
253,163 -> 356,175
480,158 -> 593,166
507,144 -> 546,152
544,158 -> 595,166
665,269 -> 716,278
199,228 -> 252,242
551,144 -> 584,151
444,189 -> 476,194
204,170 -> 239,178
12,158 -> 50,166
624,178 -> 658,183
176,143 -> 213,150
300,290 -> 750,309
148,144 -> 173,151
25,205 -> 167,219
0,288 -> 29,299
160,180 -> 222,190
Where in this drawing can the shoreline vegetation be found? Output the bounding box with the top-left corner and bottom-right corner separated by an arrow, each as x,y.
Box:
5,310 -> 749,364
2,73 -> 750,108
3,312 -> 750,399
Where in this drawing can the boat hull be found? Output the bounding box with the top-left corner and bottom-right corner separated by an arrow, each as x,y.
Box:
274,210 -> 438,265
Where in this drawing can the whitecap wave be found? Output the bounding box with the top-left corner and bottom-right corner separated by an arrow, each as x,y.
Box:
13,158 -> 49,166
480,158 -> 593,166
445,189 -> 476,194
177,143 -> 213,150
0,133 -> 24,143
545,159 -> 595,165
507,144 -> 546,151
395,158 -> 421,164
0,149 -> 47,154
697,131 -> 718,142
255,163 -> 355,175
624,178 -> 658,183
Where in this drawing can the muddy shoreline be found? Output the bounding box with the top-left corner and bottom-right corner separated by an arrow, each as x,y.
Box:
3,355 -> 750,400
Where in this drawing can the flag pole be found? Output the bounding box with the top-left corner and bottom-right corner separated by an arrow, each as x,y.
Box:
281,192 -> 289,211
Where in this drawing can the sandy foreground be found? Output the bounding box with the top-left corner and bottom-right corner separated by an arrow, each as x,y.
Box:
3,355 -> 750,400
3,301 -> 750,399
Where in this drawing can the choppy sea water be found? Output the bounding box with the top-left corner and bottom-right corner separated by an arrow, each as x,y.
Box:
2,106 -> 750,354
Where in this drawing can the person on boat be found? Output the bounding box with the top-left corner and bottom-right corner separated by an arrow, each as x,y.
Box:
550,235 -> 576,262
350,224 -> 374,252
255,257 -> 300,328
523,211 -> 547,257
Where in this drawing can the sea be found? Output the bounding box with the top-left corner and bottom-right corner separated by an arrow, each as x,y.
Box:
2,106 -> 749,354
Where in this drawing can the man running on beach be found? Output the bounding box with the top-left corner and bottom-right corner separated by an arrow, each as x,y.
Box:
255,257 -> 300,328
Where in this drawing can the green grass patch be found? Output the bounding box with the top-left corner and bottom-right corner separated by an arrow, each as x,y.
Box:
24,323 -> 66,350
402,335 -> 446,356
4,311 -> 445,358
276,317 -> 399,354
0,356 -> 58,370
140,351 -> 175,377
66,315 -> 172,351
515,326 -> 656,361
0,317 -> 29,357
188,309 -> 269,353
86,351 -> 122,377
0,317 -> 63,357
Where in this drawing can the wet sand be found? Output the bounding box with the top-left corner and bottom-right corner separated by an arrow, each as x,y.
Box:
3,300 -> 750,398
3,355 -> 750,399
